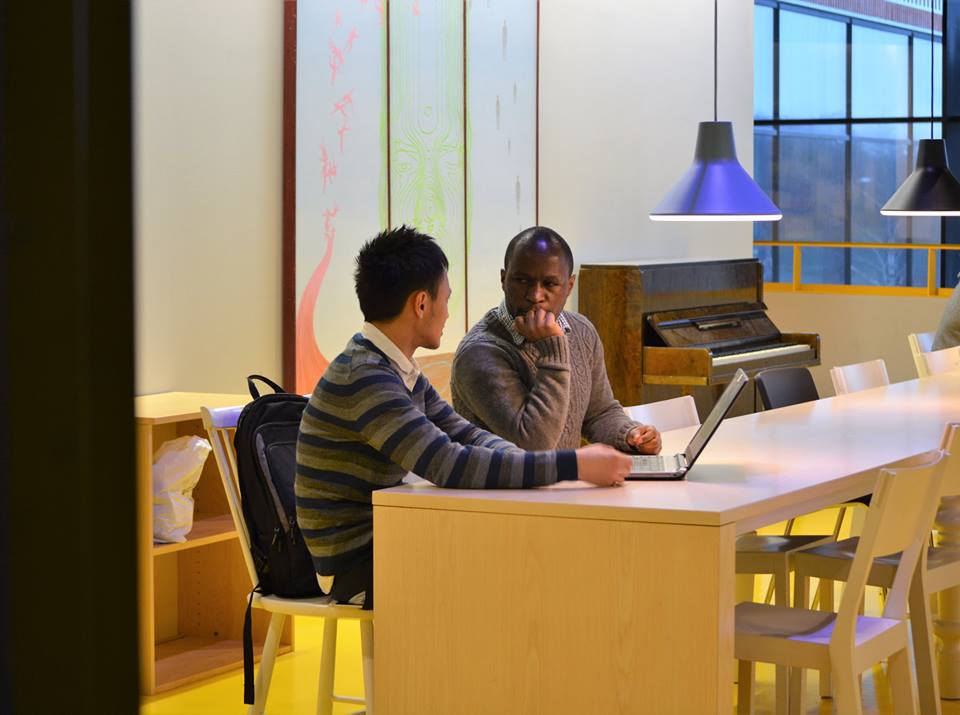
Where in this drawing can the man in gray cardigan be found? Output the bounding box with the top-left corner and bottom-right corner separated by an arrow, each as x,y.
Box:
451,226 -> 661,454
933,275 -> 960,351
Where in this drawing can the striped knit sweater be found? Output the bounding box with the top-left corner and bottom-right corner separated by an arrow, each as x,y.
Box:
295,334 -> 579,575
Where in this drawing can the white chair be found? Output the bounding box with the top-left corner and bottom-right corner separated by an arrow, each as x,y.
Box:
735,446 -> 949,715
624,394 -> 699,433
922,345 -> 960,377
830,358 -> 890,396
790,423 -> 960,715
201,405 -> 374,715
909,332 -> 937,378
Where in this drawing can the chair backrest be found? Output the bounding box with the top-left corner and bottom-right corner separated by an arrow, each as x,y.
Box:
755,366 -> 819,410
922,345 -> 960,377
829,358 -> 890,396
909,332 -> 937,378
939,423 -> 960,498
418,351 -> 454,403
831,448 -> 948,652
200,405 -> 259,590
624,395 -> 700,432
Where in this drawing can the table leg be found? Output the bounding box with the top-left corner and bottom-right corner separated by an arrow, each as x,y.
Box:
935,496 -> 960,698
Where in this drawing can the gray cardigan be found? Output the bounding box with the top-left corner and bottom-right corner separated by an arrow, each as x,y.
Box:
450,308 -> 640,451
933,279 -> 960,351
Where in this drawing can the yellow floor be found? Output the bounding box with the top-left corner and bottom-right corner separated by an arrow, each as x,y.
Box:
140,506 -> 960,714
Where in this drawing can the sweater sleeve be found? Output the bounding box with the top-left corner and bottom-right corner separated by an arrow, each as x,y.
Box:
326,365 -> 578,487
580,322 -> 642,452
451,337 -> 572,450
422,382 -> 517,450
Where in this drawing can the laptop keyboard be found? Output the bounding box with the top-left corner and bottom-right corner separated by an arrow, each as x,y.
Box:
631,455 -> 667,472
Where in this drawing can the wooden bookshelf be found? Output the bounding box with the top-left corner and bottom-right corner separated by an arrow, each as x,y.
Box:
137,392 -> 295,694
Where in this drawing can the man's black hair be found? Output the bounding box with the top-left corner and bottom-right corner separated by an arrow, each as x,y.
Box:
503,226 -> 574,276
354,225 -> 449,322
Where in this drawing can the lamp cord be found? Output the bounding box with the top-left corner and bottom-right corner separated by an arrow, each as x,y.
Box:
714,0 -> 718,122
930,0 -> 934,139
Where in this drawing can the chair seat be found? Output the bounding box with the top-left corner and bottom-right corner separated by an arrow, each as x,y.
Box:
795,537 -> 960,591
736,534 -> 835,577
253,592 -> 375,620
735,601 -> 905,670
737,534 -> 833,554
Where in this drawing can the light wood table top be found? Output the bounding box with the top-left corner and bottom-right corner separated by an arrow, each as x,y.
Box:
374,373 -> 960,530
134,392 -> 250,425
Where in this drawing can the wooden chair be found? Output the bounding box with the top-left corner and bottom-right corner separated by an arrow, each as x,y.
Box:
830,358 -> 889,396
735,445 -> 949,715
909,332 -> 937,378
790,423 -> 960,715
922,345 -> 960,377
201,405 -> 374,715
754,366 -> 866,576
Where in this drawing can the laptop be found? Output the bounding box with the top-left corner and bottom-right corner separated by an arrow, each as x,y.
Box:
627,368 -> 749,480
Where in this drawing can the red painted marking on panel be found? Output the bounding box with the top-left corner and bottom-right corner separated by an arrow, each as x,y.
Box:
320,144 -> 338,189
345,27 -> 359,53
295,215 -> 336,393
329,40 -> 345,84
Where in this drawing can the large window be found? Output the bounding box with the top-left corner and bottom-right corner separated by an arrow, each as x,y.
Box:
753,1 -> 946,290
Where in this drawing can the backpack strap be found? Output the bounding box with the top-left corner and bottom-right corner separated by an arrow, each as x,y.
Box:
242,586 -> 259,705
247,375 -> 285,399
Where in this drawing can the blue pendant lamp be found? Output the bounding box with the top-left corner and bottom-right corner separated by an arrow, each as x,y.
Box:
650,0 -> 781,222
881,3 -> 960,216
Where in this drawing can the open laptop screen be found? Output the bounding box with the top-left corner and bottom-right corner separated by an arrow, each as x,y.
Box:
682,369 -> 749,468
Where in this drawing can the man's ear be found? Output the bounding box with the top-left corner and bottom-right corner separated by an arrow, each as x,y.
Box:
410,289 -> 429,318
567,273 -> 577,293
500,268 -> 506,287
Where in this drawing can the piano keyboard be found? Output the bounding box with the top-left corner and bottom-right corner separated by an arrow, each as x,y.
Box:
711,343 -> 811,367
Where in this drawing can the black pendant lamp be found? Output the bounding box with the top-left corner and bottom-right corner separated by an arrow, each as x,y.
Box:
650,0 -> 781,221
882,3 -> 960,216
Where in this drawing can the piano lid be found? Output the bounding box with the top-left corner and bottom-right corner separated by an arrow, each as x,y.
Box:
646,302 -> 781,354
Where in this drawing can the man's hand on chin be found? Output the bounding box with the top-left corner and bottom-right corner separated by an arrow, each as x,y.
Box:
627,424 -> 662,455
514,308 -> 565,342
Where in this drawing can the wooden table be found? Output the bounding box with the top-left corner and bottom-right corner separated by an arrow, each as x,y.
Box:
372,373 -> 960,714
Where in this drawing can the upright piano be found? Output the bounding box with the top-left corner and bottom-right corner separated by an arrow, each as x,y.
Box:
578,258 -> 819,416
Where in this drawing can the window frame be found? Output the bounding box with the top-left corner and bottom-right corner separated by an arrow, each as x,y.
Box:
754,0 -> 948,290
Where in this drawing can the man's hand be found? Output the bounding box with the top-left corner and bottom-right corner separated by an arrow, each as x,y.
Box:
514,308 -> 565,342
627,424 -> 662,455
574,443 -> 631,486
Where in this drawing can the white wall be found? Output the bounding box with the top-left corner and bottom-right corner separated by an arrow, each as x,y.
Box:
539,0 -> 756,282
134,0 -> 283,395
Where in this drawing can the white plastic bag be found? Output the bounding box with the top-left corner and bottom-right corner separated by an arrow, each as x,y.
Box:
153,435 -> 212,543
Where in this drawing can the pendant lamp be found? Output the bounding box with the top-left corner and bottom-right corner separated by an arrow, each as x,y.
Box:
881,3 -> 960,216
650,0 -> 781,221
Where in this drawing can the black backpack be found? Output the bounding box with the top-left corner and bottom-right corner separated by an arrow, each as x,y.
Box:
234,375 -> 321,704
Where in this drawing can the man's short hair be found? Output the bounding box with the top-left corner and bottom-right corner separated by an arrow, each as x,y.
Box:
503,226 -> 574,276
355,225 -> 449,322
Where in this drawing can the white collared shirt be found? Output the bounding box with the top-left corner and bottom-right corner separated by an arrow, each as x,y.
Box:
361,322 -> 422,391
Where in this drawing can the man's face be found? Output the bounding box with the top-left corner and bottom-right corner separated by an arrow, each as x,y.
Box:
421,272 -> 451,350
500,244 -> 575,318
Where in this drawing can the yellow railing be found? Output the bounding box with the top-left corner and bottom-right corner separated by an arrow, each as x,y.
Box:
754,240 -> 960,297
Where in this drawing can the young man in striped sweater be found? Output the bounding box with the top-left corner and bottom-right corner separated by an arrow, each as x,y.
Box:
295,226 -> 631,609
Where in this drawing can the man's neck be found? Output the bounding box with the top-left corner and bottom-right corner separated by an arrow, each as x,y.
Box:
370,320 -> 418,361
